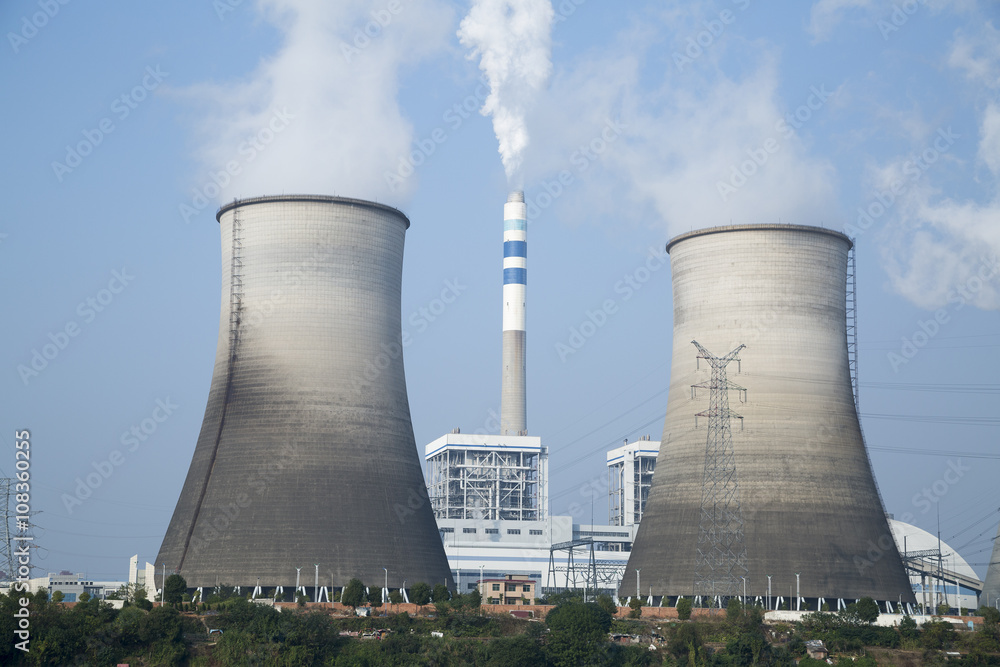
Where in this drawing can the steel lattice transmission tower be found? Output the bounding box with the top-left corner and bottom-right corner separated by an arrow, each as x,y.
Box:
691,341 -> 748,602
0,479 -> 14,580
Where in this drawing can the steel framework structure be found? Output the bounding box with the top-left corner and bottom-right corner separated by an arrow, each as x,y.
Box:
426,445 -> 544,521
608,437 -> 658,527
691,341 -> 748,602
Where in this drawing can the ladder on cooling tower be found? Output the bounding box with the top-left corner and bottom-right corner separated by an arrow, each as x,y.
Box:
847,244 -> 859,411
847,242 -> 886,506
229,208 -> 244,355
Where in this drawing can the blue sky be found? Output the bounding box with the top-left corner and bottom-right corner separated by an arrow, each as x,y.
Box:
2,0 -> 998,583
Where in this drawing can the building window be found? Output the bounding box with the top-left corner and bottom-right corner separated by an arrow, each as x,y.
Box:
523,585 -> 531,592
506,584 -> 517,592
492,584 -> 500,591
440,527 -> 454,533
463,528 -> 476,534
507,529 -> 521,535
485,528 -> 498,534
529,529 -> 542,535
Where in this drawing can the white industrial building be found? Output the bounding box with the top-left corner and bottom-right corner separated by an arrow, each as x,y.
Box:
607,437 -> 660,528
425,432 -> 547,521
890,519 -> 982,613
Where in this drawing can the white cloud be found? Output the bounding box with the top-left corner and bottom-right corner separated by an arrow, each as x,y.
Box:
181,0 -> 454,206
948,21 -> 1000,89
808,0 -> 874,42
523,26 -> 840,238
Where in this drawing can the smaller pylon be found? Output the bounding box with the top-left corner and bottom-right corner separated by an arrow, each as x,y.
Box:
691,341 -> 748,603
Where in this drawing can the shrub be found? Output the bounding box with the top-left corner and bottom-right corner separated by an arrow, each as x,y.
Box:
628,597 -> 643,618
411,582 -> 432,606
677,597 -> 693,620
545,602 -> 612,667
596,594 -> 617,617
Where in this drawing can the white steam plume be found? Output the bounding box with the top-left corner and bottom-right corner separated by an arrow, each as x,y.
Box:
458,0 -> 554,186
181,0 -> 452,207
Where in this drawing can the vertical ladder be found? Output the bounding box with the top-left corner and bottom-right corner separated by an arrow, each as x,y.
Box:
229,208 -> 244,356
846,243 -> 859,412
848,241 -> 886,506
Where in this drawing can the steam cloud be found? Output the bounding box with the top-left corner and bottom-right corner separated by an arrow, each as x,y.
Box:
182,0 -> 451,207
458,0 -> 555,186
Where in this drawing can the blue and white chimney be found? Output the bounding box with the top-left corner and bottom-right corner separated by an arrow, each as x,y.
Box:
501,191 -> 527,436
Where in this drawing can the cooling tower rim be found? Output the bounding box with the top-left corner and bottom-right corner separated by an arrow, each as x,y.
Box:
215,194 -> 410,228
666,223 -> 853,254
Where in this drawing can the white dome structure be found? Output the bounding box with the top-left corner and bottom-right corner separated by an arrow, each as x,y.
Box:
890,518 -> 981,613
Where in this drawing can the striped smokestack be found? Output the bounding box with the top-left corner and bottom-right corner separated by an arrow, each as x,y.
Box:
501,191 -> 527,436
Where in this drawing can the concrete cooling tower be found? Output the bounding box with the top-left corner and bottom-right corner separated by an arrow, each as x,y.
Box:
157,195 -> 453,591
623,224 -> 915,609
983,523 -> 1000,608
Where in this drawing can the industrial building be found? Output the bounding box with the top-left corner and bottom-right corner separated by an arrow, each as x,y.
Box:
425,431 -> 547,521
890,519 -> 982,613
607,437 -> 660,529
423,192 -> 638,594
984,522 -> 1000,609
157,195 -> 453,593
624,224 -> 915,610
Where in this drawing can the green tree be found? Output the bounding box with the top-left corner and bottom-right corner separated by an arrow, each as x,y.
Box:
545,602 -> 612,667
468,588 -> 482,609
482,635 -> 547,666
677,597 -> 693,620
367,586 -> 382,610
388,589 -> 403,605
727,597 -> 743,622
856,597 -> 880,624
596,593 -> 617,617
921,619 -> 957,649
163,573 -> 187,605
937,601 -> 951,616
50,589 -> 65,603
432,583 -> 451,603
979,606 -> 1000,626
341,578 -> 365,609
669,622 -> 704,663
899,614 -> 920,641
628,596 -> 643,618
411,582 -> 432,605
77,591 -> 91,603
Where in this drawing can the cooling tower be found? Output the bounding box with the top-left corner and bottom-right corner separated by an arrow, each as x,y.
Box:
983,522 -> 1000,608
157,195 -> 453,591
623,224 -> 914,607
